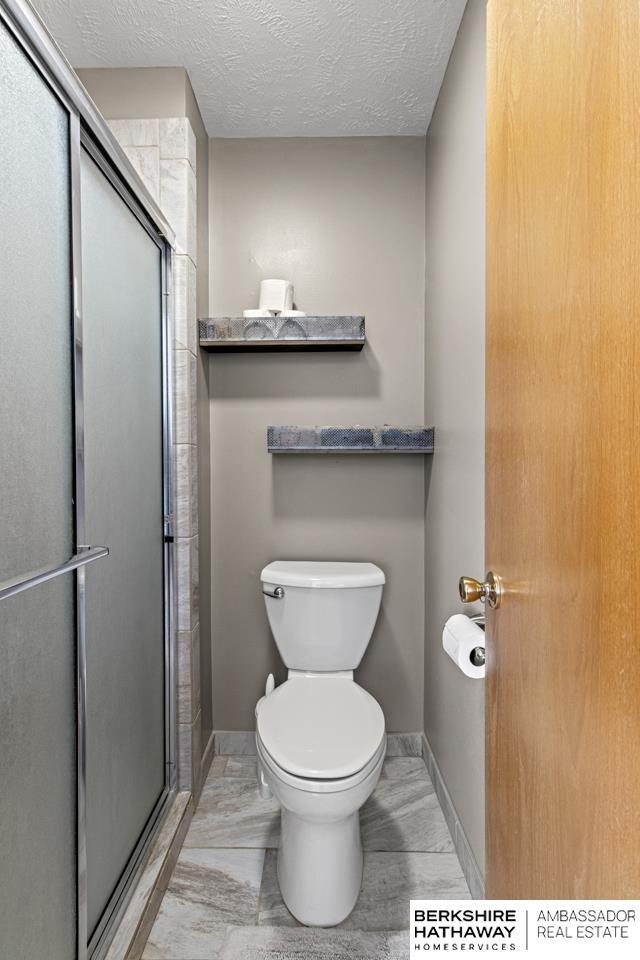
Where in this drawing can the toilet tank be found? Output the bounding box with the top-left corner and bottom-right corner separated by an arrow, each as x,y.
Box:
260,561 -> 385,671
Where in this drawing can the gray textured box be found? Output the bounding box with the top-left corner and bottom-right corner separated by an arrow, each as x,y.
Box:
267,425 -> 435,453
199,316 -> 365,351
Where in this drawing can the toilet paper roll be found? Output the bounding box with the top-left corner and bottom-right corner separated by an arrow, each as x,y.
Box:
279,310 -> 306,317
442,614 -> 485,679
259,279 -> 294,312
243,308 -> 274,318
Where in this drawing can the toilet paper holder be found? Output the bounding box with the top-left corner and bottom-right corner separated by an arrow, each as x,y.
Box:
469,614 -> 485,666
470,644 -> 485,667
443,613 -> 485,678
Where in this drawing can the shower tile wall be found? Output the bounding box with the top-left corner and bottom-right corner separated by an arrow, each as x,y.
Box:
109,117 -> 201,795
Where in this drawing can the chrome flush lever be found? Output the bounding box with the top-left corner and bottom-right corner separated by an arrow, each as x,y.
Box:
262,585 -> 285,599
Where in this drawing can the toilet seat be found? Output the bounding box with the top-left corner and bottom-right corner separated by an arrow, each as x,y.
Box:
257,732 -> 386,795
256,675 -> 385,780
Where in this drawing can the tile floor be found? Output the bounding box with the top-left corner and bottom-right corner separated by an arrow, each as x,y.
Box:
142,750 -> 469,959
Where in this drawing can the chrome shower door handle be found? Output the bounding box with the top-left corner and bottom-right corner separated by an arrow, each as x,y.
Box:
262,585 -> 285,599
0,545 -> 110,601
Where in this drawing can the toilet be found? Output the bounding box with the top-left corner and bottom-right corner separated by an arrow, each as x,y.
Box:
256,560 -> 386,927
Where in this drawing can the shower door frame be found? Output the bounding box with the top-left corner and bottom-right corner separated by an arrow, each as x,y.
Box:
0,2 -> 178,958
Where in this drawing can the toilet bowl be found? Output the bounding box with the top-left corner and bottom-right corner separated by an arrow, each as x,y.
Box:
257,560 -> 386,926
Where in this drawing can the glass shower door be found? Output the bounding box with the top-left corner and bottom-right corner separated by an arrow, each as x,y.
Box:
1,6 -> 173,957
0,21 -> 77,959
80,148 -> 168,946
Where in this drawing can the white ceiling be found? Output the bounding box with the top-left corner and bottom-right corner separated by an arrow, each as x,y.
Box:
34,0 -> 467,137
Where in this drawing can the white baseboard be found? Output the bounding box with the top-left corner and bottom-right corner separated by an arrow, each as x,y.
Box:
421,732 -> 485,899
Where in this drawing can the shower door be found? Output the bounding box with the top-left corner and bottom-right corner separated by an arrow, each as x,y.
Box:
81,144 -> 170,952
0,18 -> 81,959
0,2 -> 175,958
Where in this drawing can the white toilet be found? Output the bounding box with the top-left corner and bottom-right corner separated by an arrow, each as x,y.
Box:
256,560 -> 386,927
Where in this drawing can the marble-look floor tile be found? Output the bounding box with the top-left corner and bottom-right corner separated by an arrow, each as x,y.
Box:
361,778 -> 454,852
257,849 -> 468,931
209,755 -> 256,778
385,733 -> 423,757
142,848 -> 264,959
352,852 -> 470,921
214,731 -> 257,756
224,756 -> 258,778
382,757 -> 428,780
220,925 -> 406,960
185,778 -> 280,849
210,756 -> 228,777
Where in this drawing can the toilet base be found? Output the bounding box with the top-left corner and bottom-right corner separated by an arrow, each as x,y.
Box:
277,807 -> 363,926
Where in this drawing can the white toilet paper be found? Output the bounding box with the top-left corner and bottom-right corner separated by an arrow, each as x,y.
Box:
442,614 -> 485,679
279,309 -> 306,317
259,279 -> 294,312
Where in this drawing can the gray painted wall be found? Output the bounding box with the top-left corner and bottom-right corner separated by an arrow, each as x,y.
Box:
77,67 -> 187,118
197,352 -> 212,745
78,66 -> 213,750
424,0 -> 486,872
208,137 -> 426,732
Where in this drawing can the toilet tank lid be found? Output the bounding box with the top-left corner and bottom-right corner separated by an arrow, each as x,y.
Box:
261,560 -> 385,589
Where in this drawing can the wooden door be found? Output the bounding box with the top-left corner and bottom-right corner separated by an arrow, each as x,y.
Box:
486,0 -> 640,897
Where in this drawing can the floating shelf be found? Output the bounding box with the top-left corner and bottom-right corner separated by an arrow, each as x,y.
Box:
268,426 -> 435,454
199,316 -> 365,352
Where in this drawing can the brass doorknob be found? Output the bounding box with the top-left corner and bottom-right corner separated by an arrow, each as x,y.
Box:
459,571 -> 503,609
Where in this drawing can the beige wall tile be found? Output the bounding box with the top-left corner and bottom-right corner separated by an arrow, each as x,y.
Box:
160,158 -> 196,263
175,443 -> 198,539
160,117 -> 197,172
122,145 -> 160,203
176,535 -> 198,633
178,710 -> 202,791
173,254 -> 197,354
177,624 -> 200,724
174,349 -> 197,445
108,117 -> 159,146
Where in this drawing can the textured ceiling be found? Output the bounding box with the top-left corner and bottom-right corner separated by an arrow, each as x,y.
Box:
34,0 -> 467,137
